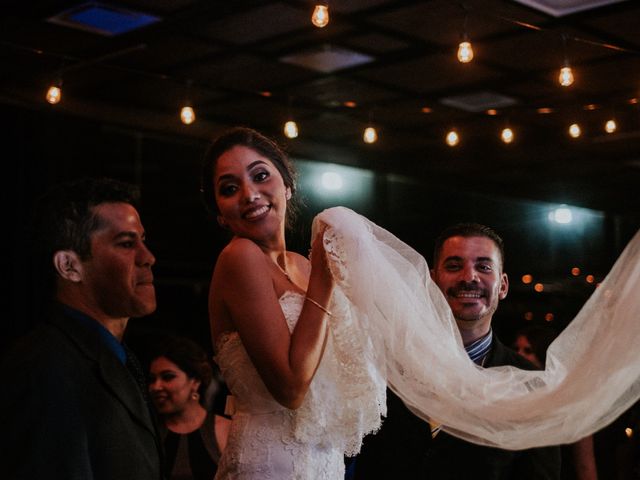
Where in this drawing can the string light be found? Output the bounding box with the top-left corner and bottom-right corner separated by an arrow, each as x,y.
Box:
180,105 -> 195,125
559,34 -> 574,87
457,41 -> 474,63
568,123 -> 581,138
605,119 -> 617,133
500,127 -> 514,144
45,83 -> 62,104
180,80 -> 195,125
457,9 -> 474,63
284,120 -> 299,139
363,126 -> 378,144
559,66 -> 574,87
311,4 -> 329,28
446,130 -> 459,147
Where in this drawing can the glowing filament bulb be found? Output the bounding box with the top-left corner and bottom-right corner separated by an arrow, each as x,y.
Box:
46,85 -> 62,104
180,106 -> 195,125
568,123 -> 581,138
559,66 -> 574,87
446,130 -> 459,147
284,120 -> 299,139
501,127 -> 514,144
605,119 -> 617,133
363,126 -> 378,144
311,5 -> 329,28
457,41 -> 474,63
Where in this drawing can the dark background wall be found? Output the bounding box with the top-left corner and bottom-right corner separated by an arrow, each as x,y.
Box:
4,102 -> 640,357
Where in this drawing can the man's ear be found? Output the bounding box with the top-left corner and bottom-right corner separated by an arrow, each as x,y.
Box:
499,272 -> 509,300
53,250 -> 83,283
217,215 -> 228,229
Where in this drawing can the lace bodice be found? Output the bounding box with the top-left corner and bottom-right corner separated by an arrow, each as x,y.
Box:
214,291 -> 303,415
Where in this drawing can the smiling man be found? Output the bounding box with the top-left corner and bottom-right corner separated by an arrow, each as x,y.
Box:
354,223 -> 561,480
1,178 -> 163,480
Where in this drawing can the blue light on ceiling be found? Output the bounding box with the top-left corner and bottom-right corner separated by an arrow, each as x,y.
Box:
48,2 -> 161,36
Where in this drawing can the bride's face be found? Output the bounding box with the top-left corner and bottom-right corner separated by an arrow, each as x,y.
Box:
431,235 -> 508,325
213,145 -> 291,242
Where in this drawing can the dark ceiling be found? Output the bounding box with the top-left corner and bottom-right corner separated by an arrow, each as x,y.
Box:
2,0 -> 640,215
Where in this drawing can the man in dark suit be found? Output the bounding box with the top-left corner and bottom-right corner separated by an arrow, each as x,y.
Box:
1,178 -> 163,480
354,223 -> 561,479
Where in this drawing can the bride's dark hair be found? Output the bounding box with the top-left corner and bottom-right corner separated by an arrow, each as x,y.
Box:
201,126 -> 299,229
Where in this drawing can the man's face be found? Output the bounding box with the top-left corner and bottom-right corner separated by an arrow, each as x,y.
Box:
80,202 -> 156,319
432,235 -> 508,325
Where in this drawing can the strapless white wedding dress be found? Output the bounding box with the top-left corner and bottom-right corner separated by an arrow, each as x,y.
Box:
214,290 -> 385,479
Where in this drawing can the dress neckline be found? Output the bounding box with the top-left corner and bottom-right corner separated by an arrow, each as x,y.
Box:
214,290 -> 305,354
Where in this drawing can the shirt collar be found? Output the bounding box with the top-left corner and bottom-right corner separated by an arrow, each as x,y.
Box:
465,329 -> 493,365
60,304 -> 127,365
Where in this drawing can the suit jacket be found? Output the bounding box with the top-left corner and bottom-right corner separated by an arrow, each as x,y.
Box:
354,334 -> 561,480
0,306 -> 163,480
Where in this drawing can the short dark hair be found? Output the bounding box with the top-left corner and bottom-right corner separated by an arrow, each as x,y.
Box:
201,127 -> 299,228
33,177 -> 140,291
150,336 -> 212,407
433,223 -> 505,268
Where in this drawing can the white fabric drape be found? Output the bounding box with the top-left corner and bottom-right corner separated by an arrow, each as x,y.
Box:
312,206 -> 640,450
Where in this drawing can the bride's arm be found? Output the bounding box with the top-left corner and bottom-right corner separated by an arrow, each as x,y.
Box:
210,234 -> 333,410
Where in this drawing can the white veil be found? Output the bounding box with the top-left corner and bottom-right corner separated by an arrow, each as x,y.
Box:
313,206 -> 640,450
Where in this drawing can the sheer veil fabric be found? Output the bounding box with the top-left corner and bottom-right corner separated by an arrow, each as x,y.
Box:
313,206 -> 640,450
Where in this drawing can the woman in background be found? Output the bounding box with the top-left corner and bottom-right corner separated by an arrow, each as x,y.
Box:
149,336 -> 230,480
514,326 -> 598,480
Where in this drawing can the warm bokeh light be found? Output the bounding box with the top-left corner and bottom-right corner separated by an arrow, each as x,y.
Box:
559,66 -> 574,86
534,283 -> 544,292
605,119 -> 617,133
259,91 -> 272,97
486,109 -> 498,116
284,120 -> 299,139
537,107 -> 554,114
46,85 -> 62,104
421,106 -> 433,113
363,126 -> 378,144
457,41 -> 474,63
524,312 -> 534,321
446,130 -> 459,147
584,104 -> 598,111
545,313 -> 554,322
180,106 -> 195,125
571,267 -> 581,276
625,427 -> 634,438
343,100 -> 357,108
521,274 -> 533,284
311,4 -> 329,28
568,123 -> 581,138
501,127 -> 514,144
586,274 -> 595,284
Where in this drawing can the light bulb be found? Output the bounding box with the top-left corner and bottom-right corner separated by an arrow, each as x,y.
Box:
363,126 -> 378,144
568,123 -> 581,138
180,106 -> 195,125
457,41 -> 474,63
605,119 -> 617,133
501,127 -> 514,144
46,85 -> 62,104
559,66 -> 574,87
284,120 -> 299,139
446,130 -> 459,147
311,5 -> 329,28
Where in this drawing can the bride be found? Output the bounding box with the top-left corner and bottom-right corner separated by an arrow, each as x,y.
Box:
203,127 -> 640,478
202,127 -> 384,479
